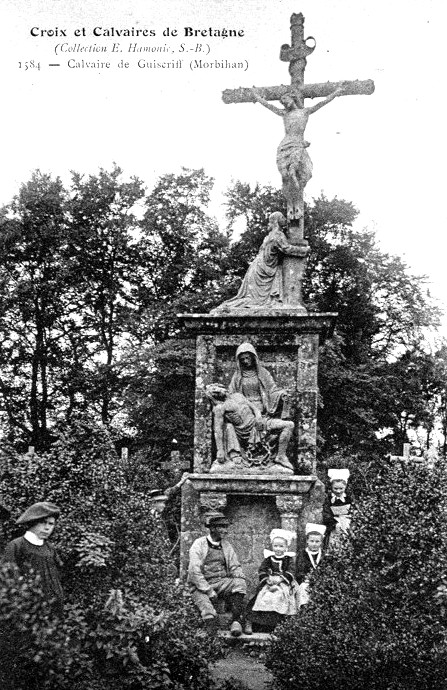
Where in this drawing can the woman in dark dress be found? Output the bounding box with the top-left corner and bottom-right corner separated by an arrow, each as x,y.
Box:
322,468 -> 353,549
4,501 -> 64,615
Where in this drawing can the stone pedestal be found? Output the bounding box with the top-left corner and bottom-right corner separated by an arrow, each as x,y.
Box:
181,473 -> 325,599
178,311 -> 335,596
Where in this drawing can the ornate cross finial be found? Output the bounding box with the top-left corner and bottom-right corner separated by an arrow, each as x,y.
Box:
280,12 -> 316,105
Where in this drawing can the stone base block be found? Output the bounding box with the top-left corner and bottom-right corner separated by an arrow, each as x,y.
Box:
181,473 -> 325,600
217,631 -> 274,649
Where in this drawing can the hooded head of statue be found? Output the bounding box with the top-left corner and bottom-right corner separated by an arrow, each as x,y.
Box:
235,342 -> 259,374
229,342 -> 285,417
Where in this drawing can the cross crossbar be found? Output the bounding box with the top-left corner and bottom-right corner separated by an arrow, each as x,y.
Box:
223,79 -> 374,104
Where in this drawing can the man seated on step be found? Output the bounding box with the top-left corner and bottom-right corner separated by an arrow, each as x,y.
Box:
187,512 -> 249,636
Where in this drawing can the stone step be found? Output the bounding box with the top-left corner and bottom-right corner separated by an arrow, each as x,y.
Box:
217,630 -> 274,653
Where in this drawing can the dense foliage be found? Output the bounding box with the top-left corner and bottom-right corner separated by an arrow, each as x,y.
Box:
0,417 -> 223,689
267,455 -> 447,690
0,168 -> 445,465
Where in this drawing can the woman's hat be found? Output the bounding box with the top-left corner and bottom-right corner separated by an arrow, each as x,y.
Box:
328,468 -> 350,483
305,522 -> 326,536
16,501 -> 60,525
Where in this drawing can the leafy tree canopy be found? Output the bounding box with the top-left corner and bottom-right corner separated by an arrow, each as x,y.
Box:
0,168 -> 444,468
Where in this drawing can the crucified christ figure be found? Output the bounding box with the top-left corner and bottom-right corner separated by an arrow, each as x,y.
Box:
252,83 -> 347,218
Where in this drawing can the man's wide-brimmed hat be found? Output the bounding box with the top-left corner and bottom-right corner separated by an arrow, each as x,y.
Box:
148,489 -> 168,502
16,501 -> 60,525
205,511 -> 229,528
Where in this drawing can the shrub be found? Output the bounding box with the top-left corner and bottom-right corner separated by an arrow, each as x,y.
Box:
267,455 -> 447,690
0,562 -> 92,690
0,415 -> 223,689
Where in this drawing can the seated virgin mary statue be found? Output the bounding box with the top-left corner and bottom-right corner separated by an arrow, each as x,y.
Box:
205,343 -> 295,474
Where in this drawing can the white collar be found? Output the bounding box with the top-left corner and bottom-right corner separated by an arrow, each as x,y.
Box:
207,536 -> 222,546
305,548 -> 322,567
264,549 -> 295,558
331,493 -> 346,503
24,531 -> 44,546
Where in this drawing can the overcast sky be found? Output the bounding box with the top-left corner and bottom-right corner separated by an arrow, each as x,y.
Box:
1,0 -> 446,334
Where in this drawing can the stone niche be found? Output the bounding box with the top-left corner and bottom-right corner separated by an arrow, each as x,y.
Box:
178,312 -> 335,590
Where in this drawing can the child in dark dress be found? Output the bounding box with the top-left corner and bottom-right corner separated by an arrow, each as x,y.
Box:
246,528 -> 298,633
3,501 -> 64,615
322,468 -> 352,548
296,523 -> 326,607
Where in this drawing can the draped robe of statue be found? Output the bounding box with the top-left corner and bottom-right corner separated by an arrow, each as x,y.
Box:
217,391 -> 263,461
213,225 -> 296,312
216,343 -> 293,471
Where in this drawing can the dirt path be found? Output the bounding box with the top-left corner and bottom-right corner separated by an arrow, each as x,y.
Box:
211,649 -> 274,690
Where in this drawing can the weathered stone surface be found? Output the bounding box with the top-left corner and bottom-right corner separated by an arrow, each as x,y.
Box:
296,478 -> 326,550
190,473 -> 316,494
199,491 -> 227,513
205,344 -> 296,474
180,318 -> 334,475
222,79 -> 375,104
178,312 -> 336,336
212,212 -> 309,313
212,211 -> 309,314
276,494 -> 303,513
252,85 -> 348,220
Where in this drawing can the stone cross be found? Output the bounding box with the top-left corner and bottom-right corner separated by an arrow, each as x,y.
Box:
222,12 -> 374,310
390,443 -> 412,462
161,440 -> 191,473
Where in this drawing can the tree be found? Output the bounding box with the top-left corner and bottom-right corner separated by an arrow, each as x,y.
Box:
0,170 -> 443,468
435,344 -> 447,458
0,171 -> 72,448
135,167 -> 229,343
0,167 -> 148,446
118,168 -> 230,462
67,165 -> 147,423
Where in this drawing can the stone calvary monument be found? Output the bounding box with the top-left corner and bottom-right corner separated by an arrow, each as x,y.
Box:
178,12 -> 374,600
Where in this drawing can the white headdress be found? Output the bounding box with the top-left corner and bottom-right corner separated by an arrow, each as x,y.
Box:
305,523 -> 326,536
327,468 -> 350,483
269,528 -> 294,547
263,528 -> 296,558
